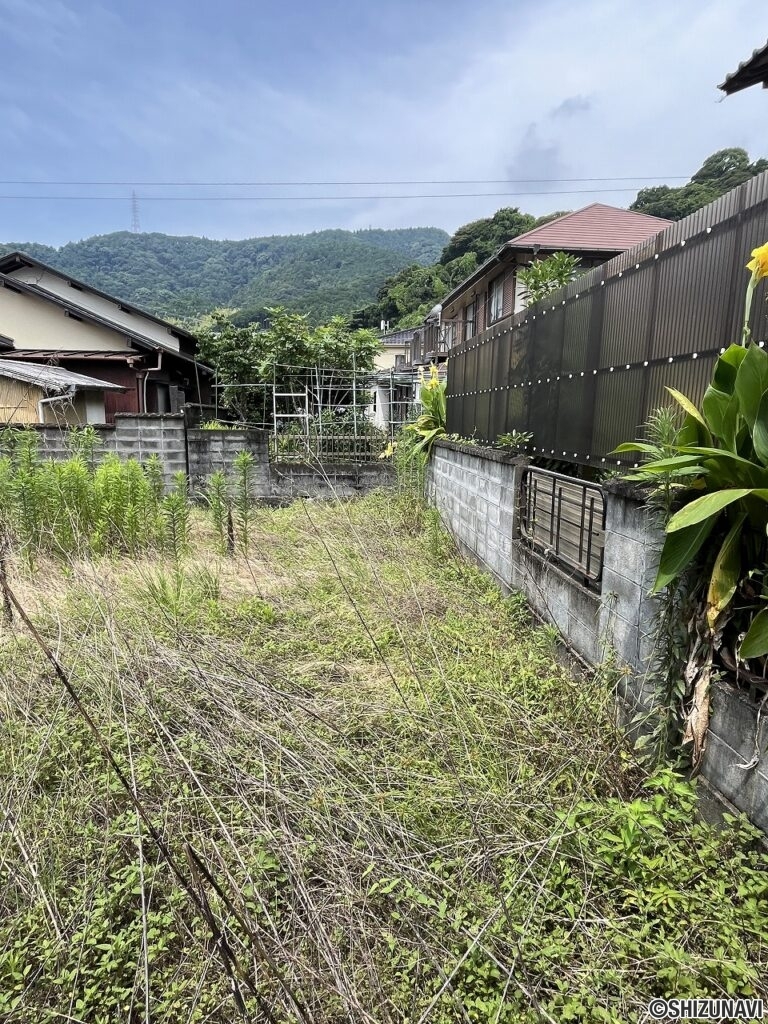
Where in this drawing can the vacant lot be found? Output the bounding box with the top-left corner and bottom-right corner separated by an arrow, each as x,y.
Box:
1,491 -> 766,1023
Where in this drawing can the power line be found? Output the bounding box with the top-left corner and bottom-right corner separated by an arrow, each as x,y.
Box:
0,187 -> 663,202
0,175 -> 690,186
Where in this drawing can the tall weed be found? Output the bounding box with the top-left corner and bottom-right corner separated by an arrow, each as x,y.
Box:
0,435 -> 189,561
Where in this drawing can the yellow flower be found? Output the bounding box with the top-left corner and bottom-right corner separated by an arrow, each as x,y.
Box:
746,242 -> 768,281
423,362 -> 441,390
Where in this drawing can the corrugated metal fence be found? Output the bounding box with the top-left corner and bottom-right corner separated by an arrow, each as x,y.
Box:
446,173 -> 768,466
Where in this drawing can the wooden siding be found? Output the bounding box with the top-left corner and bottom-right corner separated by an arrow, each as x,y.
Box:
0,379 -> 92,426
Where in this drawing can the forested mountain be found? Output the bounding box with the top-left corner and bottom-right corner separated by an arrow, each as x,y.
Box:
2,148 -> 764,331
0,227 -> 448,324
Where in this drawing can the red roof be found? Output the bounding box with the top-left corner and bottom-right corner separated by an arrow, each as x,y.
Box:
506,203 -> 671,254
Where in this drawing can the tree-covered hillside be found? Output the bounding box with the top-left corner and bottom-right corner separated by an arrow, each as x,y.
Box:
0,227 -> 448,324
360,148 -> 768,329
630,148 -> 768,220
2,148 -> 765,331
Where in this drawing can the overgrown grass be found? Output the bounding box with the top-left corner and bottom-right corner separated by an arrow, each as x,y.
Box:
0,491 -> 766,1022
0,428 -> 189,562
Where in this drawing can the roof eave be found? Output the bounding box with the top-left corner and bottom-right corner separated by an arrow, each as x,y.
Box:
0,274 -> 212,372
0,250 -> 198,343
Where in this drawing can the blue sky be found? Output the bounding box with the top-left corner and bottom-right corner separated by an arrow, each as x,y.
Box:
0,0 -> 765,245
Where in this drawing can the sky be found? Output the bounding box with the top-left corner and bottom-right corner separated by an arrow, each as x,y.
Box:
0,0 -> 765,246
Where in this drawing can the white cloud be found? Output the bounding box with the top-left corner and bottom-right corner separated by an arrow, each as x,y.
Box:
2,0 -> 767,242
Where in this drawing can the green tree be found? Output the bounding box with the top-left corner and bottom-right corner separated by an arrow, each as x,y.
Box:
692,148 -> 768,191
195,307 -> 380,422
439,207 -> 536,264
353,253 -> 479,330
517,252 -> 582,305
631,148 -> 768,221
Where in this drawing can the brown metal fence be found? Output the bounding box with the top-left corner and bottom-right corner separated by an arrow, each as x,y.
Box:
520,468 -> 605,585
446,172 -> 768,466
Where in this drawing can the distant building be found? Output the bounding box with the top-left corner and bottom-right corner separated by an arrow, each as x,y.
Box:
719,40 -> 768,95
375,327 -> 413,371
405,203 -> 670,365
0,359 -> 126,425
0,251 -> 213,422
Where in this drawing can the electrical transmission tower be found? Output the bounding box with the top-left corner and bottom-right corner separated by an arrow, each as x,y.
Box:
130,191 -> 141,233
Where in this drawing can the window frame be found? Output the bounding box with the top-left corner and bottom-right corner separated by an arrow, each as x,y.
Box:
464,300 -> 476,341
489,275 -> 504,323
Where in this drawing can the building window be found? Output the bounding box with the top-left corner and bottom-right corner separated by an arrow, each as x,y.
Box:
489,276 -> 504,322
442,318 -> 457,351
465,300 -> 476,340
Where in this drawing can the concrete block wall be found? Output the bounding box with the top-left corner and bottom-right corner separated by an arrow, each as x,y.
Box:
427,440 -> 521,584
6,417 -> 393,502
187,428 -> 270,495
112,414 -> 188,489
428,440 -> 603,665
598,483 -> 661,712
43,426 -> 115,459
427,438 -> 768,835
269,460 -> 395,500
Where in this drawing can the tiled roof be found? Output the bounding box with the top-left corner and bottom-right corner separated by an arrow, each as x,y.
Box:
505,203 -> 671,253
719,40 -> 768,95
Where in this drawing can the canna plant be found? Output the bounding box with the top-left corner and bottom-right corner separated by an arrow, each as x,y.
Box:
616,242 -> 768,761
405,362 -> 447,457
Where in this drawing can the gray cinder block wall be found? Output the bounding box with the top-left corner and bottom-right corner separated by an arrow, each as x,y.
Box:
428,438 -> 768,834
10,416 -> 393,500
26,415 -> 186,489
112,414 -> 188,488
187,428 -> 270,494
269,460 -> 394,499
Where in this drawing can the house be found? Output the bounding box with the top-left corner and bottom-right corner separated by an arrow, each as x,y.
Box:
719,40 -> 768,95
0,251 -> 213,422
0,360 -> 126,425
375,326 -> 415,371
418,203 -> 671,360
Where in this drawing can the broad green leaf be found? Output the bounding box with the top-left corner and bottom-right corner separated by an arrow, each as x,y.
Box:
740,607 -> 768,660
667,488 -> 768,531
677,446 -> 760,467
675,445 -> 768,488
712,344 -> 748,393
665,387 -> 712,445
752,389 -> 768,466
611,442 -> 665,455
632,455 -> 706,474
701,385 -> 739,450
678,412 -> 709,448
706,514 -> 745,628
735,342 -> 768,429
653,518 -> 716,592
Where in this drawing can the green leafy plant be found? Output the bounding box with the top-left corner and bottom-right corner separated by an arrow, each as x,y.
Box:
404,363 -> 446,458
205,470 -> 231,553
0,436 -> 186,563
200,419 -> 236,430
518,251 -> 581,305
161,472 -> 191,561
233,450 -> 255,554
496,429 -> 533,450
615,242 -> 768,763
